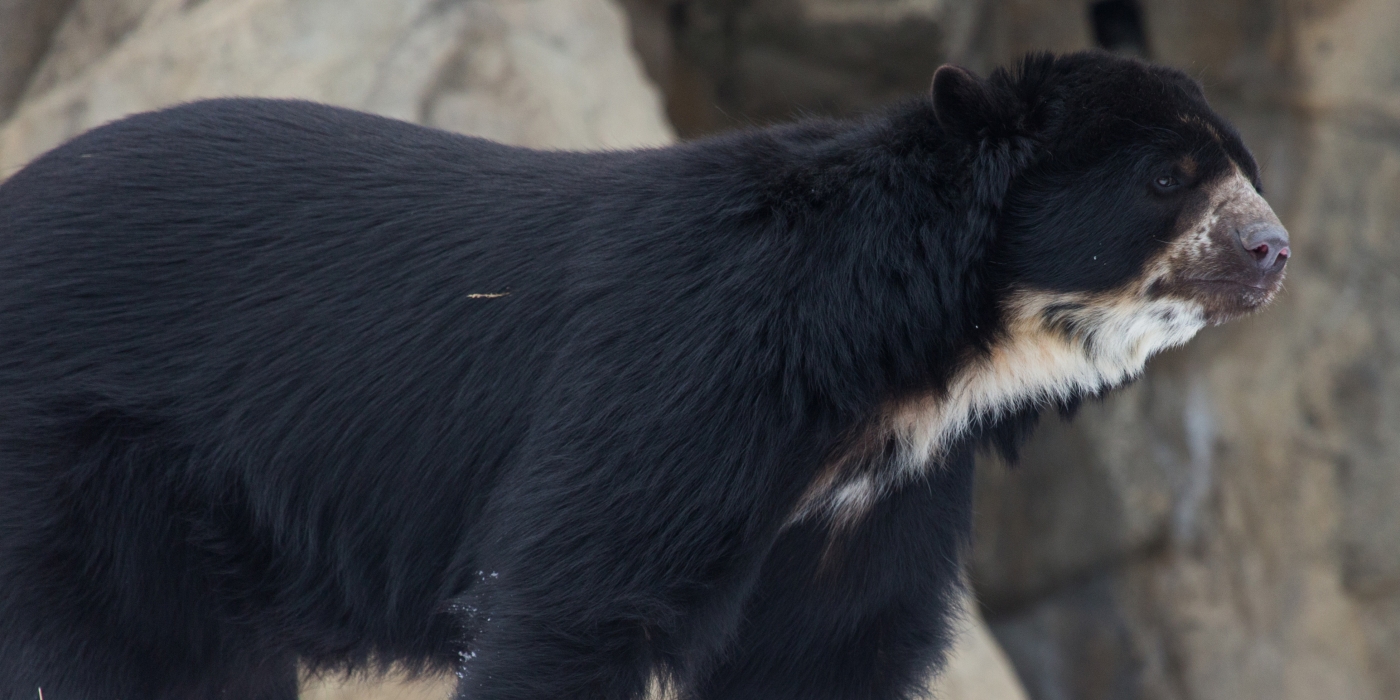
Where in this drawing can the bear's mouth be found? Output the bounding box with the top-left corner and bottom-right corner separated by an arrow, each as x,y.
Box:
1182,278 -> 1269,291
1175,274 -> 1283,323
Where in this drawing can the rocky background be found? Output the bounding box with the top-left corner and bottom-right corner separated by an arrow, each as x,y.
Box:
2,1 -> 1396,699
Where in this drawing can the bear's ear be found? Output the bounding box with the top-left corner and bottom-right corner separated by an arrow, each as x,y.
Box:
931,64 -> 1000,140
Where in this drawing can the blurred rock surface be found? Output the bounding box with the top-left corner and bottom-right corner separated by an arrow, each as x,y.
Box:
937,591 -> 1033,700
0,0 -> 78,121
0,0 -> 674,177
619,0 -> 983,136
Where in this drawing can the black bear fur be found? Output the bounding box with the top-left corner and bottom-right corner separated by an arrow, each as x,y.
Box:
0,51 -> 1285,700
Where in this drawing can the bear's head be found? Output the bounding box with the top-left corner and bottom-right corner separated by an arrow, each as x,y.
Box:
943,52 -> 1289,322
891,52 -> 1288,474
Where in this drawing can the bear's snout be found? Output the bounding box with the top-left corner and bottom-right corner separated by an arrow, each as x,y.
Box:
1238,221 -> 1290,276
1208,171 -> 1289,302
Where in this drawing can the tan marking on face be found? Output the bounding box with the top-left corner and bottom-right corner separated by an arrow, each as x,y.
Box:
1147,166 -> 1286,321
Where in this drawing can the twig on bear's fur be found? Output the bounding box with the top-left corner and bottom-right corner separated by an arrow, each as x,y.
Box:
466,293 -> 509,299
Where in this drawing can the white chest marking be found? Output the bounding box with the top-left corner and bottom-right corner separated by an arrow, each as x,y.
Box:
789,290 -> 1205,528
887,292 -> 1205,475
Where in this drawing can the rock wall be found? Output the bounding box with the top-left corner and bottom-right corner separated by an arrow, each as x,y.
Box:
0,0 -> 675,177
620,0 -> 1400,699
0,0 -> 78,122
619,0 -> 982,136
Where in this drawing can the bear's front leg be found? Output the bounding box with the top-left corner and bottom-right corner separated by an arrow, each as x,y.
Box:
448,405 -> 813,699
691,450 -> 977,700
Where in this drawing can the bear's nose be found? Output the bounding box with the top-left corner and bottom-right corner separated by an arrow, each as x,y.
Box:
1239,223 -> 1290,273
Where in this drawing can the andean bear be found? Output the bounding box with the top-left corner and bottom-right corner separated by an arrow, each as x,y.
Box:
0,51 -> 1288,699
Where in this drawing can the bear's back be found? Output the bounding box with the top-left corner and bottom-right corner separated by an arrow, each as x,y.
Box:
0,100 -> 598,569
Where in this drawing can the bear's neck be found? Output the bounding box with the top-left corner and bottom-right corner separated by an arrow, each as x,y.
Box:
727,100 -> 1015,415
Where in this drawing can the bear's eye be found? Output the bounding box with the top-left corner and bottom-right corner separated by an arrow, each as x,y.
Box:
1153,175 -> 1181,191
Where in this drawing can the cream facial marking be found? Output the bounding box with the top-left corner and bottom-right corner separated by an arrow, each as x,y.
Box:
1162,169 -> 1255,270
1150,166 -> 1287,320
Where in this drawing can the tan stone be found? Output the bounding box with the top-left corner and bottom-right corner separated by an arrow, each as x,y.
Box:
935,593 -> 1031,700
619,0 -> 983,136
0,0 -> 673,177
0,0 -> 79,120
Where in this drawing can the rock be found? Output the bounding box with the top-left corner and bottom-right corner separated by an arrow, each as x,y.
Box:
618,0 -> 983,136
0,0 -> 79,120
969,373 -> 1182,610
16,0 -> 163,104
935,592 -> 1032,700
0,0 -> 673,176
988,573 -> 1150,700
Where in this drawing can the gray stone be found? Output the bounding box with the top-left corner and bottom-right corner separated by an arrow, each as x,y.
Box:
970,369 -> 1186,610
0,0 -> 674,176
989,573 -> 1149,700
934,591 -> 1032,700
619,0 -> 983,136
0,0 -> 79,120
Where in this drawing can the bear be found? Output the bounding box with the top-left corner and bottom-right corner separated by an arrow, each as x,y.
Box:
0,51 -> 1287,700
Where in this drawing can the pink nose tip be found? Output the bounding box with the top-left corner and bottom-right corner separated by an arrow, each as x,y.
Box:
1241,224 -> 1290,273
